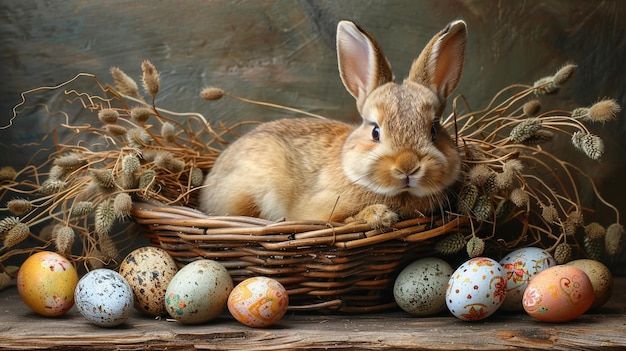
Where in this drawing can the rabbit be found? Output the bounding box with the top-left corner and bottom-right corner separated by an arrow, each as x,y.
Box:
199,19 -> 466,228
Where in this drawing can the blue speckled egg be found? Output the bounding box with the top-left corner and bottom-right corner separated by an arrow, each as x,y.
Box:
74,269 -> 134,327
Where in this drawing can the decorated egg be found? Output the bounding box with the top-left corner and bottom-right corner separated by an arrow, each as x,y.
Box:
393,258 -> 454,316
565,259 -> 612,311
17,251 -> 78,317
523,265 -> 594,322
228,276 -> 289,327
499,247 -> 556,311
446,257 -> 507,321
165,259 -> 233,324
119,246 -> 178,316
74,269 -> 134,327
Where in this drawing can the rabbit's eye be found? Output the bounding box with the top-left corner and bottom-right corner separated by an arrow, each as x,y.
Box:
430,124 -> 438,142
371,124 -> 381,142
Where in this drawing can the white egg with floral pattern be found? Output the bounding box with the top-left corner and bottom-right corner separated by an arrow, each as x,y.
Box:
446,257 -> 507,321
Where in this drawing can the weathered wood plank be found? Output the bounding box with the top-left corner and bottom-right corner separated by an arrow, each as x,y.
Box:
0,278 -> 624,350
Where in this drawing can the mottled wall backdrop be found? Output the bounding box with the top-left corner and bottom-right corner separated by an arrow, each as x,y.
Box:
1,1 -> 625,268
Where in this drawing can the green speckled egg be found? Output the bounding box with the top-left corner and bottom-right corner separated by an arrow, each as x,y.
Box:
164,259 -> 233,324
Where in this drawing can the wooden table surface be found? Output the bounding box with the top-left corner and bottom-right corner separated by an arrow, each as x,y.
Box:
1,278 -> 625,351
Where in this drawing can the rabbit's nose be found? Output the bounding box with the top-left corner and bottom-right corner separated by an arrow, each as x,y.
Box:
394,151 -> 420,175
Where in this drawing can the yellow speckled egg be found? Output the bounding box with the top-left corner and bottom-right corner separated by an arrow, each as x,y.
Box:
565,259 -> 613,311
17,251 -> 78,317
228,277 -> 289,327
119,246 -> 178,316
523,265 -> 594,322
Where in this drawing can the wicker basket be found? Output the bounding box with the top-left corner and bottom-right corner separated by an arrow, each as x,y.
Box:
131,202 -> 469,313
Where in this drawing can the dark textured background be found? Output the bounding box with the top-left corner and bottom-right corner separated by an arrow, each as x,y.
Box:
1,0 -> 624,269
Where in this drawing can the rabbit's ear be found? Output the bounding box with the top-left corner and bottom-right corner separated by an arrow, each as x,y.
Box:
408,20 -> 466,105
337,21 -> 394,111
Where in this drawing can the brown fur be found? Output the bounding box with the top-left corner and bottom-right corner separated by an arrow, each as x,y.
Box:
200,20 -> 467,227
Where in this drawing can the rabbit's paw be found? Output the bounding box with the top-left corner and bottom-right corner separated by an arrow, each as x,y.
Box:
349,204 -> 399,229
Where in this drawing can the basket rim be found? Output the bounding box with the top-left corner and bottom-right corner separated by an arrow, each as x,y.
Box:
131,202 -> 469,249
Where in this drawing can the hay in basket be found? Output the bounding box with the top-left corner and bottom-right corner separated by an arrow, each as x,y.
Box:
0,60 -> 623,312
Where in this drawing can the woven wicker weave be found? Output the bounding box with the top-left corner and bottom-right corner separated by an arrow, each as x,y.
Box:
131,202 -> 469,312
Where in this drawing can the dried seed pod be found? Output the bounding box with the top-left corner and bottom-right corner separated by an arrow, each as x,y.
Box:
522,100 -> 541,116
190,167 -> 204,188
7,199 -> 32,215
70,201 -> 95,218
127,127 -> 153,148
54,226 -> 75,256
532,76 -> 558,95
106,124 -> 128,137
468,164 -> 493,185
97,108 -> 119,124
54,153 -> 87,172
161,122 -> 176,142
494,172 -> 514,191
552,63 -> 577,85
522,129 -> 554,145
458,184 -> 479,215
605,223 -> 625,256
130,107 -> 152,123
566,210 -> 584,227
584,222 -> 606,240
48,165 -> 66,180
502,159 -> 523,175
110,66 -> 139,97
471,195 -> 493,221
200,87 -> 225,101
0,166 -> 17,182
113,192 -> 133,219
40,178 -> 65,195
2,222 -> 30,249
509,188 -> 529,207
141,60 -> 160,96
435,232 -> 467,255
588,99 -> 620,123
122,154 -> 141,176
580,134 -> 604,160
553,243 -> 572,264
90,169 -> 115,189
95,198 -> 116,237
466,236 -> 485,258
0,217 -> 21,234
583,236 -> 604,261
510,118 -> 542,143
154,152 -> 184,173
572,132 -> 604,160
541,204 -> 559,223
570,107 -> 589,120
483,173 -> 498,196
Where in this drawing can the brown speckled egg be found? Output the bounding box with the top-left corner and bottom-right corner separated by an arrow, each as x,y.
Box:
566,259 -> 613,311
119,246 -> 178,316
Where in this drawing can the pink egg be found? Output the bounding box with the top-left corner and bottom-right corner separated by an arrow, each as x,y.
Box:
228,277 -> 288,327
522,265 -> 594,322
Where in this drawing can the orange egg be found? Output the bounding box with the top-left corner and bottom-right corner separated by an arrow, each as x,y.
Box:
227,277 -> 288,327
17,251 -> 78,317
522,265 -> 593,323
